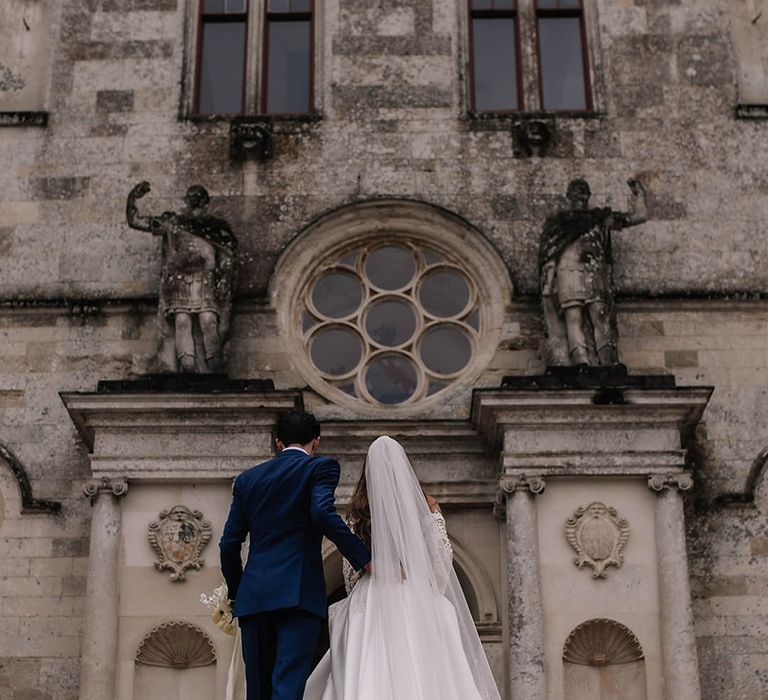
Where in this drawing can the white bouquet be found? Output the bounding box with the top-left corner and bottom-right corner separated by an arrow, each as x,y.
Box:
200,583 -> 237,636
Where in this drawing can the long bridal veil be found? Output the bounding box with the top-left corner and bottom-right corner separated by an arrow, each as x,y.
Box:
312,435 -> 501,700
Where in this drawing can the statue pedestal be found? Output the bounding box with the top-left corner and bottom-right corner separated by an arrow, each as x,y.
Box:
62,377 -> 298,482
61,379 -> 303,700
472,377 -> 711,700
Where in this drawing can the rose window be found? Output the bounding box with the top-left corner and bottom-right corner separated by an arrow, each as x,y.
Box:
301,241 -> 481,406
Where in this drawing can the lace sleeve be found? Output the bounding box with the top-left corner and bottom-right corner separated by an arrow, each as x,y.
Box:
432,511 -> 453,560
343,556 -> 362,595
432,511 -> 453,592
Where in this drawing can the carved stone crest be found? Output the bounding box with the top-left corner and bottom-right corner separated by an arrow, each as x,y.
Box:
148,505 -> 212,582
565,502 -> 629,579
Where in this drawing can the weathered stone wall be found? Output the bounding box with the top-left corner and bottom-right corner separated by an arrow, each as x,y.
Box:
1,0 -> 767,698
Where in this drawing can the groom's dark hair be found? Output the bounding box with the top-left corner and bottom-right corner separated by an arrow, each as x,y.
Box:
275,410 -> 321,446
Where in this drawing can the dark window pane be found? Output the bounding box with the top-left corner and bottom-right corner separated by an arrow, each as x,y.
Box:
311,327 -> 363,376
204,0 -> 225,12
419,268 -> 471,318
538,16 -> 587,110
312,272 -> 363,318
226,0 -> 247,12
365,354 -> 418,404
466,308 -> 480,331
536,0 -> 558,7
537,0 -> 580,7
269,0 -> 290,12
198,22 -> 245,114
420,325 -> 472,375
365,245 -> 416,290
291,0 -> 311,11
366,298 -> 417,347
472,18 -> 518,111
302,311 -> 317,333
427,380 -> 447,396
493,0 -> 516,8
472,0 -> 493,8
265,20 -> 311,114
422,249 -> 443,265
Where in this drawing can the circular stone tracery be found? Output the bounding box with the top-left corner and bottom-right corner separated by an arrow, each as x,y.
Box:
302,240 -> 480,406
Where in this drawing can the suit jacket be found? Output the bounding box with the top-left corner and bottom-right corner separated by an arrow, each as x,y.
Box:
219,449 -> 371,619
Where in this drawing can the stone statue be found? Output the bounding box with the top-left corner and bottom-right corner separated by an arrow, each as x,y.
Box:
126,182 -> 237,373
539,177 -> 647,366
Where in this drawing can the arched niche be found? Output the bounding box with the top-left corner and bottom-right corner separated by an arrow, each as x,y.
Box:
134,621 -> 216,700
449,535 -> 499,627
562,618 -> 647,700
321,532 -> 498,627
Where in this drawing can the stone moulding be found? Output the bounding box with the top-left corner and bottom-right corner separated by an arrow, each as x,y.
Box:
494,474 -> 546,520
135,621 -> 216,668
563,618 -> 644,666
148,505 -> 212,582
565,502 -> 629,579
0,442 -> 61,514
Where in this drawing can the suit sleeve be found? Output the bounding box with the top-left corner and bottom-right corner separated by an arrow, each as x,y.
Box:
219,476 -> 248,601
310,458 -> 371,572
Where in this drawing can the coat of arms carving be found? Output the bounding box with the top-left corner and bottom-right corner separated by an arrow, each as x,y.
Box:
148,505 -> 212,582
565,502 -> 629,579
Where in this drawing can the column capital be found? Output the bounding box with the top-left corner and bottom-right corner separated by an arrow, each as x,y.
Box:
494,474 -> 546,520
83,477 -> 128,505
500,474 -> 547,496
648,473 -> 694,494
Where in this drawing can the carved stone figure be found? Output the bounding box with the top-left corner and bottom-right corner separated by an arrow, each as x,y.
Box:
126,181 -> 237,373
539,177 -> 647,366
565,502 -> 630,579
147,505 -> 212,581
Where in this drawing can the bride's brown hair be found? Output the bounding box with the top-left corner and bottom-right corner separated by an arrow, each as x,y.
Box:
346,462 -> 372,547
346,459 -> 433,548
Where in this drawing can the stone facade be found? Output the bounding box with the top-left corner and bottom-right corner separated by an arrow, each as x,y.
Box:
1,0 -> 768,698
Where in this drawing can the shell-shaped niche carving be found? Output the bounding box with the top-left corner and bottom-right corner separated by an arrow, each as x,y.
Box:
563,618 -> 644,667
135,621 -> 216,668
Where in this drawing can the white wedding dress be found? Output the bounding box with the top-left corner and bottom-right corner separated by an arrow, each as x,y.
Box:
224,436 -> 501,700
303,437 -> 501,700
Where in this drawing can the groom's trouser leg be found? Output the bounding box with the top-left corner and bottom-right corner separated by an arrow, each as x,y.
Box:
271,609 -> 323,700
239,613 -> 277,700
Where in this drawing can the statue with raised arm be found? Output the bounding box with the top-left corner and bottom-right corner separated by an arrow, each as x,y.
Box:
538,177 -> 647,366
126,182 -> 237,373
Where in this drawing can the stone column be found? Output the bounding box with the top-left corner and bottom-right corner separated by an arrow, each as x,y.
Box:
79,477 -> 128,700
648,473 -> 701,700
498,475 -> 546,700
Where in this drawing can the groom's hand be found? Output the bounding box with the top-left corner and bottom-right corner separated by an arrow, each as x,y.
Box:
364,562 -> 372,574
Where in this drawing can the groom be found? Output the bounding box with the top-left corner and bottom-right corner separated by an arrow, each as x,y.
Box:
220,410 -> 372,700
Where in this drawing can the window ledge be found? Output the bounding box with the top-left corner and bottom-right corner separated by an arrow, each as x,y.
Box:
736,104 -> 768,120
182,112 -> 322,125
465,110 -> 604,122
0,111 -> 48,128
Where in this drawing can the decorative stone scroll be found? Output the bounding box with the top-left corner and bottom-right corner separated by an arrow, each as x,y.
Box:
494,475 -> 546,520
565,502 -> 629,579
136,621 -> 216,668
648,473 -> 694,494
148,505 -> 212,582
83,476 -> 128,504
563,618 -> 644,666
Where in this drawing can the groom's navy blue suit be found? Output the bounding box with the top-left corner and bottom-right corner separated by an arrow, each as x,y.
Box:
220,448 -> 371,700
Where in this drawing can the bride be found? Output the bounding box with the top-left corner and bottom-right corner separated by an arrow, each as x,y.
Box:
219,436 -> 501,700
303,435 -> 500,700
